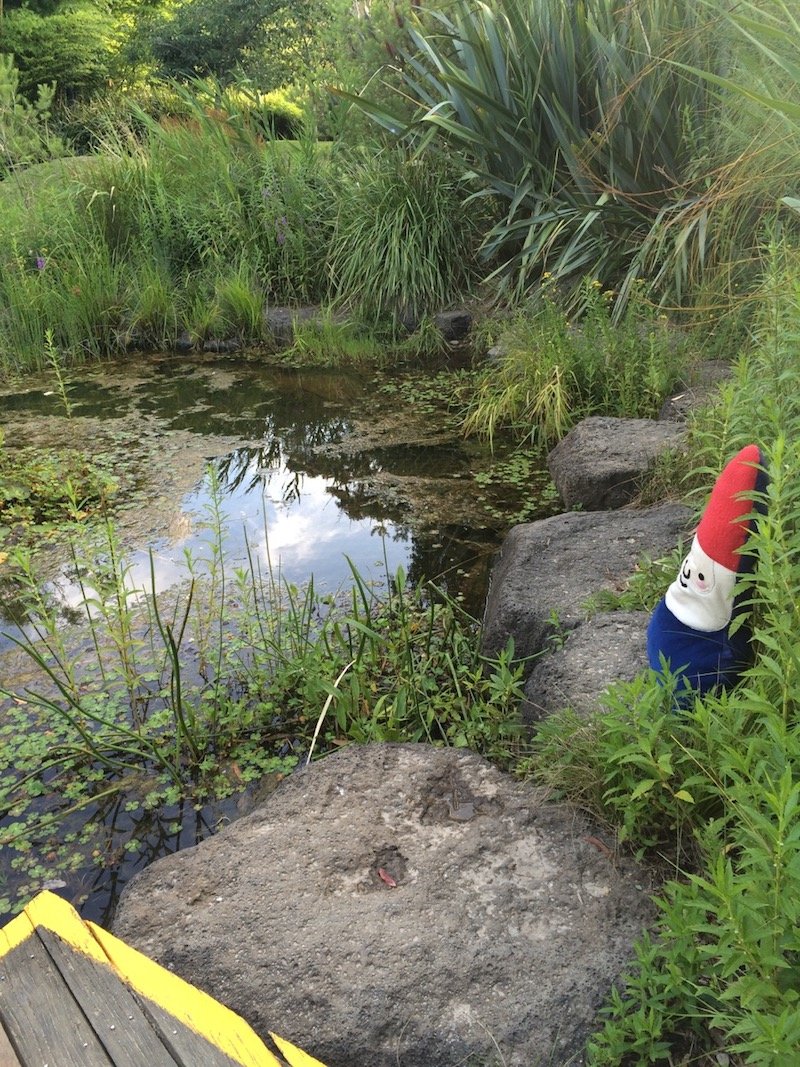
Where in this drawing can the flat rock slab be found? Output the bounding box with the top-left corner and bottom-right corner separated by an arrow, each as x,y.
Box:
480,502 -> 691,670
523,611 -> 651,723
113,744 -> 654,1067
547,416 -> 685,510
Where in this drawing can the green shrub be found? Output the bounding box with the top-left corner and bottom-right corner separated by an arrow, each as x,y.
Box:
462,279 -> 689,446
217,85 -> 306,139
329,146 -> 485,327
0,53 -> 66,176
2,5 -> 115,103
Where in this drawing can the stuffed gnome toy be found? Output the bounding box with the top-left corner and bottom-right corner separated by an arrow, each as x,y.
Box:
646,443 -> 767,701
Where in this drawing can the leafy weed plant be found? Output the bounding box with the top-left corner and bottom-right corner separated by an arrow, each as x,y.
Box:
525,245 -> 800,1062
463,279 -> 688,446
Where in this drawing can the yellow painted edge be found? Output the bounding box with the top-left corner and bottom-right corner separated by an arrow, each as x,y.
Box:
0,893 -> 280,1067
87,919 -> 283,1067
1,893 -> 328,1067
0,910 -> 35,959
269,1032 -> 328,1067
23,889 -> 109,964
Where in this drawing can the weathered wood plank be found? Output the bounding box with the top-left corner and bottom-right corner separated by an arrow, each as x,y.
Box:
37,927 -> 181,1067
0,921 -> 113,1067
88,920 -> 283,1067
0,1018 -> 23,1067
130,994 -> 272,1067
22,892 -> 177,1064
0,894 -> 323,1067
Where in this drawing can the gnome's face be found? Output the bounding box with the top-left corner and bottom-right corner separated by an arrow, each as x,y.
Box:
665,535 -> 736,632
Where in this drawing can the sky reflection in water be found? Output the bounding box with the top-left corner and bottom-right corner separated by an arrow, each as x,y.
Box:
134,456 -> 408,601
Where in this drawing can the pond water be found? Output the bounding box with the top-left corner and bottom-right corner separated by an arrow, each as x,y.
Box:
0,350 -> 556,922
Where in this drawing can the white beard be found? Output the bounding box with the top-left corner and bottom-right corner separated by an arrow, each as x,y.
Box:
665,534 -> 736,632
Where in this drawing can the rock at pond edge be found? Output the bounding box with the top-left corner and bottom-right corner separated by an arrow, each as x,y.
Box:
112,743 -> 655,1067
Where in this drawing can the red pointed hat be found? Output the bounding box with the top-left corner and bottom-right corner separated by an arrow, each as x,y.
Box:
695,444 -> 763,572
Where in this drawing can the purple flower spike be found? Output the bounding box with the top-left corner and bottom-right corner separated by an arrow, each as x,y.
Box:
35,256 -> 46,270
277,231 -> 286,246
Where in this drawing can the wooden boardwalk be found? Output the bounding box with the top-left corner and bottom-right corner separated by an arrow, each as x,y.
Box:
0,891 -> 326,1067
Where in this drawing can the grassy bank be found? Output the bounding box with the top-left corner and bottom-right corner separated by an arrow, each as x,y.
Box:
0,100 -> 486,374
521,246 -> 800,1064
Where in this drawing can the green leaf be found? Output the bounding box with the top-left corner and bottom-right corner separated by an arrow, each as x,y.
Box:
630,778 -> 658,801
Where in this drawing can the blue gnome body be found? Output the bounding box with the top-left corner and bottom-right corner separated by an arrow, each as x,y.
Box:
646,597 -> 752,699
647,444 -> 767,704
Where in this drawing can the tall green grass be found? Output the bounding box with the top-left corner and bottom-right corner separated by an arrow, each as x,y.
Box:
329,147 -> 485,328
0,85 -> 486,372
462,279 -> 689,446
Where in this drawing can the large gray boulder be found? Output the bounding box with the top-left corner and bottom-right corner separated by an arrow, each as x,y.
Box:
113,744 -> 654,1067
547,416 -> 685,510
480,502 -> 690,670
522,611 -> 650,724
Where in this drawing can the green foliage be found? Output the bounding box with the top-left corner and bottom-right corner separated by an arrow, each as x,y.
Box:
238,86 -> 305,139
0,195 -> 130,370
304,0 -> 434,141
329,146 -> 484,327
0,53 -> 66,175
132,0 -> 323,86
0,83 -> 338,369
687,238 -> 800,505
524,242 -> 800,1063
347,0 -> 727,313
53,82 -> 195,155
2,4 -> 115,103
213,263 -> 266,339
0,430 -> 117,534
462,279 -> 688,446
120,88 -> 335,303
283,311 -> 383,365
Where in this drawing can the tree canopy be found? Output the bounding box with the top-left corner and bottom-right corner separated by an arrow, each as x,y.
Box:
131,0 -> 327,85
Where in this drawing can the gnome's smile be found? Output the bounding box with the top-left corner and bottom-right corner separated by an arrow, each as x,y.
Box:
666,535 -> 735,632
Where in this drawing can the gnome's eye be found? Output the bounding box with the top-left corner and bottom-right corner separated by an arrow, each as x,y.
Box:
698,572 -> 705,581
